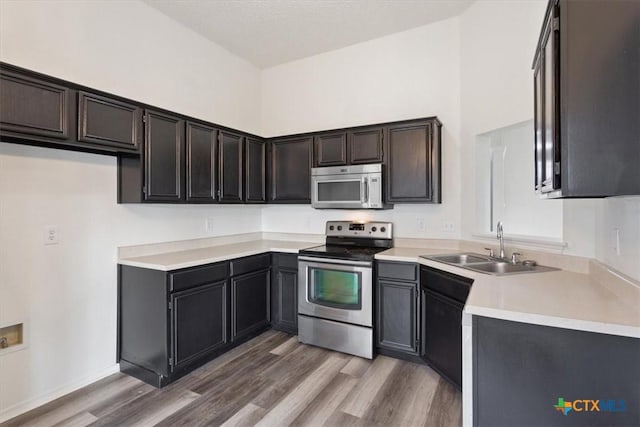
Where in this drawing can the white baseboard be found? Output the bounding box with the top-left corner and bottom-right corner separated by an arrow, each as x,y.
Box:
0,364 -> 120,423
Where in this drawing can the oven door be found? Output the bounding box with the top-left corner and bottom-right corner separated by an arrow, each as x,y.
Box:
311,173 -> 367,209
298,257 -> 373,327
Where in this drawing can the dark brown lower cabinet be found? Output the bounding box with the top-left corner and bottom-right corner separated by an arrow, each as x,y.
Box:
118,253 -> 271,388
271,253 -> 298,334
231,269 -> 270,341
474,316 -> 640,426
376,261 -> 421,361
171,279 -> 228,370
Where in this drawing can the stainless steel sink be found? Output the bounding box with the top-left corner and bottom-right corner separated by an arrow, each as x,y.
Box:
427,253 -> 491,265
421,253 -> 559,276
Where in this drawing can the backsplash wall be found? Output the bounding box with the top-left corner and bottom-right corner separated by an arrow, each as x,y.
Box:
595,197 -> 640,282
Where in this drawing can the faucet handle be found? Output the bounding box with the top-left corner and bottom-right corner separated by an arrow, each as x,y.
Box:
511,252 -> 521,264
484,247 -> 494,258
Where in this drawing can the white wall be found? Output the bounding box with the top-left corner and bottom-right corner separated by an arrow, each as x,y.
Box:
0,0 -> 261,134
595,197 -> 640,281
261,19 -> 462,239
0,0 -> 262,420
459,0 -> 548,244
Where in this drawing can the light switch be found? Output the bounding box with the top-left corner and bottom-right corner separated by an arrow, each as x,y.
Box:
44,225 -> 59,245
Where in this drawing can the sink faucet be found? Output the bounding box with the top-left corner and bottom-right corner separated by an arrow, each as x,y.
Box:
496,221 -> 506,260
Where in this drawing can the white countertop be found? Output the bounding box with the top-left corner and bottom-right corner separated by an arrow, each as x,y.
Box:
118,240 -> 640,339
118,240 -> 319,271
376,247 -> 640,339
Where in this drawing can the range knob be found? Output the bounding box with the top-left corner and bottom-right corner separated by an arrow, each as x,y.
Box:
329,225 -> 334,231
371,226 -> 377,232
380,227 -> 386,233
337,225 -> 343,231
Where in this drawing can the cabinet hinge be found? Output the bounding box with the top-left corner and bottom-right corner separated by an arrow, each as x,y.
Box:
142,115 -> 147,123
554,161 -> 561,176
168,301 -> 173,310
168,357 -> 174,366
142,185 -> 147,195
552,17 -> 559,31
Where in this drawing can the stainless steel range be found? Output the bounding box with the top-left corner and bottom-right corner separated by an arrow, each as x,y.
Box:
298,221 -> 393,359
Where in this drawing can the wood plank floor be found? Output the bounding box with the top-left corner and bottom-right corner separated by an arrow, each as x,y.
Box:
4,331 -> 461,427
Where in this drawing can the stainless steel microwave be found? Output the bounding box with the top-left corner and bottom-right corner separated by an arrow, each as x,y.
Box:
311,164 -> 389,209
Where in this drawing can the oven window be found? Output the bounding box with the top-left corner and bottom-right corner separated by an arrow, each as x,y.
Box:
309,269 -> 362,310
317,181 -> 360,202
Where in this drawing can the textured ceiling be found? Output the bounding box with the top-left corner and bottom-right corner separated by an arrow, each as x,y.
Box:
143,0 -> 474,68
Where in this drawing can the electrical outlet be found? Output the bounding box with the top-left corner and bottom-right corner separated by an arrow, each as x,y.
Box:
443,221 -> 455,232
205,218 -> 215,233
613,228 -> 621,256
416,218 -> 425,232
44,225 -> 59,245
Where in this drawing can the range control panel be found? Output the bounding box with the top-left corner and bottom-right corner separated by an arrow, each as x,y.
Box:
325,221 -> 393,239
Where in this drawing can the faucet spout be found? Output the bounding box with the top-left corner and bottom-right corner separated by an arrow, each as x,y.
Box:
496,221 -> 505,259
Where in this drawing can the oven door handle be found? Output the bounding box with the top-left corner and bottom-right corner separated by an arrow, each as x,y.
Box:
298,256 -> 372,267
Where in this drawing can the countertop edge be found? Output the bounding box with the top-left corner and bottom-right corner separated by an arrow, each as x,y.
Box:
118,245 -> 302,271
463,305 -> 640,339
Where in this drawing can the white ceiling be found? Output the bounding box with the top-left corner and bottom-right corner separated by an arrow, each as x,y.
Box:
142,0 -> 474,68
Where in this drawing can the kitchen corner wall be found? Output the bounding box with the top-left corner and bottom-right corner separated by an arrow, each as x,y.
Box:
0,0 -> 262,420
260,18 -> 462,240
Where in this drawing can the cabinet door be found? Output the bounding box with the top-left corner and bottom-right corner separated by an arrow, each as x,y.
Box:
314,132 -> 347,166
171,280 -> 228,371
231,269 -> 270,341
186,122 -> 217,202
78,91 -> 141,152
540,10 -> 560,194
349,127 -> 383,164
245,137 -> 266,203
144,110 -> 184,201
269,137 -> 313,203
534,58 -> 544,193
0,69 -> 69,140
376,279 -> 419,355
219,131 -> 244,203
272,268 -> 298,334
385,121 -> 440,203
422,288 -> 463,389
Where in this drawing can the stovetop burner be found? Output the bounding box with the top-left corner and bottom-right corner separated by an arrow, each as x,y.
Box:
299,221 -> 393,262
299,244 -> 390,262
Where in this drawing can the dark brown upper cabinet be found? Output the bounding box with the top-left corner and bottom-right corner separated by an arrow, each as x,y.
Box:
218,130 -> 244,203
186,121 -> 217,203
0,68 -> 70,141
349,127 -> 383,164
144,110 -> 184,202
269,136 -> 313,203
532,0 -> 640,198
385,119 -> 441,204
78,91 -> 141,153
314,127 -> 383,167
1,63 -> 142,155
245,137 -> 266,203
314,132 -> 347,167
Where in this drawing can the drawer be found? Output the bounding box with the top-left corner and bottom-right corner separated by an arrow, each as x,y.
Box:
274,252 -> 298,270
420,266 -> 472,303
169,262 -> 228,293
377,261 -> 417,282
230,253 -> 271,277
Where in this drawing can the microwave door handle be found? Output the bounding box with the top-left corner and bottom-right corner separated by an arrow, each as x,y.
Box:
360,177 -> 366,205
364,178 -> 369,203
